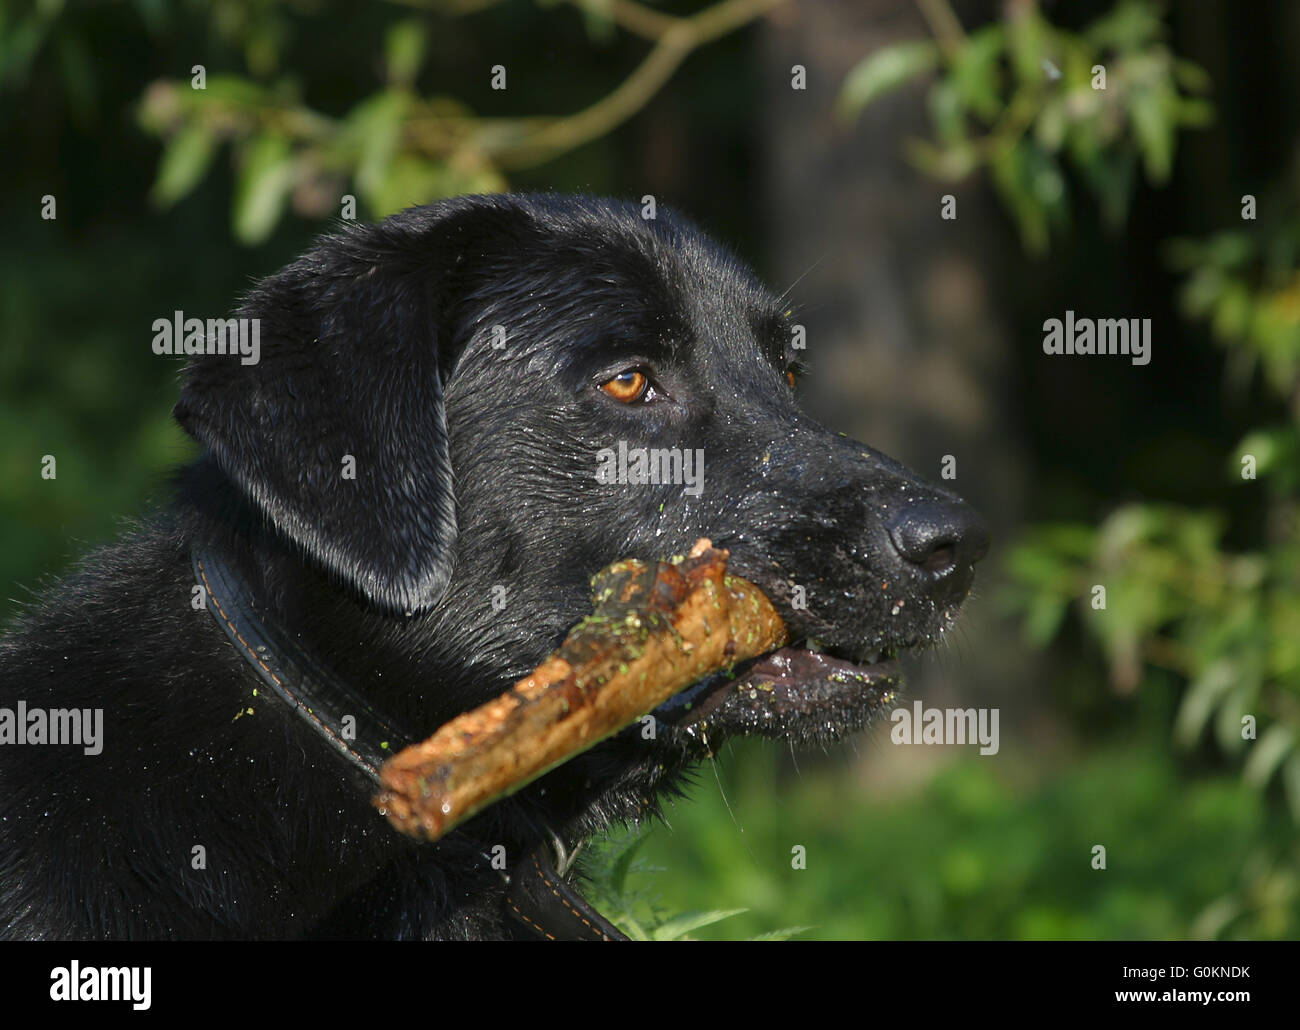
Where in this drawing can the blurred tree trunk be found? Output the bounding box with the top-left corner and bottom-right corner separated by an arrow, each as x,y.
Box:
758,0 -> 1040,777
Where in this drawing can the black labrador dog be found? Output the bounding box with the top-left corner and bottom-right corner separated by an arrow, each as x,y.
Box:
0,193 -> 987,939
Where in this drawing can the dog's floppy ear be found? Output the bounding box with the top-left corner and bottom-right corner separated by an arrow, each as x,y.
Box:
175,198 -> 525,615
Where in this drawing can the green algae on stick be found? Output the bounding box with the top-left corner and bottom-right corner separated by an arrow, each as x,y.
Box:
373,539 -> 788,842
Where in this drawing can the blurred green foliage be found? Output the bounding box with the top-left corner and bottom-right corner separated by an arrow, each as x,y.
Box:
1,0 -> 779,244
997,142 -> 1300,833
586,738 -> 1298,939
1167,223 -> 1300,403
842,0 -> 1300,938
1002,219 -> 1300,822
839,0 -> 1212,251
135,26 -> 509,243
1003,503 -> 1300,818
0,229 -> 202,602
582,828 -> 809,940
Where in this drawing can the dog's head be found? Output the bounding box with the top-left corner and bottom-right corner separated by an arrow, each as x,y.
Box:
176,193 -> 987,779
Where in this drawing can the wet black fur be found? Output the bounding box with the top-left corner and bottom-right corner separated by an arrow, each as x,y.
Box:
0,194 -> 984,939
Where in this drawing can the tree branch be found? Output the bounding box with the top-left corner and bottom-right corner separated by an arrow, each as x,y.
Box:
914,0 -> 967,61
492,0 -> 785,168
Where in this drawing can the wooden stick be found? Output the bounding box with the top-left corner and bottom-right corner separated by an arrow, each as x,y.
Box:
374,539 -> 787,841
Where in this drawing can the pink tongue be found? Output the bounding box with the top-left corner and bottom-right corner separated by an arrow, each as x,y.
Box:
748,646 -> 862,681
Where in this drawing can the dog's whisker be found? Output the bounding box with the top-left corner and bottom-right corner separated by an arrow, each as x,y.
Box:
776,253 -> 828,305
704,742 -> 759,867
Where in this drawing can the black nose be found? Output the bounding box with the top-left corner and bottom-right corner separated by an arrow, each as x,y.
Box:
887,501 -> 989,603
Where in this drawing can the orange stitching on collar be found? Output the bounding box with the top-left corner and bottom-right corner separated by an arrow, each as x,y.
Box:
530,850 -> 613,940
504,895 -> 558,940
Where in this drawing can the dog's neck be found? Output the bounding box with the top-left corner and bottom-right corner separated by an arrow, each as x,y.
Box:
189,528 -> 630,941
192,546 -> 410,782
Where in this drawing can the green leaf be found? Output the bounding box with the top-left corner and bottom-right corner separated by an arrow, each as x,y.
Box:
1178,266 -> 1226,318
747,926 -> 815,941
990,140 -> 1052,253
606,829 -> 648,897
1283,754 -> 1300,822
1006,10 -> 1052,86
1205,232 -> 1255,269
1173,57 -> 1212,93
1237,427 -> 1300,481
1189,895 -> 1242,941
904,137 -> 979,181
0,11 -> 54,87
1085,0 -> 1163,51
1243,724 -> 1295,789
345,90 -> 407,214
838,40 -> 939,120
1075,148 -> 1137,229
151,122 -> 218,208
650,908 -> 747,941
1174,660 -> 1238,748
385,18 -> 427,86
1129,84 -> 1176,182
1214,683 -> 1257,754
1023,595 -> 1070,646
1211,281 -> 1252,341
200,74 -> 271,111
233,132 -> 294,245
928,81 -> 968,147
577,0 -> 617,44
1035,97 -> 1068,152
367,154 -> 506,219
368,154 -> 442,217
1178,97 -> 1215,129
950,24 -> 1005,122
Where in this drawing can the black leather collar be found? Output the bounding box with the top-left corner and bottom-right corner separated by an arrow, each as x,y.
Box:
192,547 -> 628,941
502,836 -> 631,942
193,548 -> 408,778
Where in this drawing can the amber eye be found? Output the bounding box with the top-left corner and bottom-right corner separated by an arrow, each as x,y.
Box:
600,370 -> 649,403
786,370 -> 797,389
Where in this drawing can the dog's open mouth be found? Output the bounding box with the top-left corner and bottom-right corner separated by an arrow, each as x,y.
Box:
654,637 -> 905,743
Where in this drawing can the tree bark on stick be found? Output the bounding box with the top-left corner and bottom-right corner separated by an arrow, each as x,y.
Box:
374,539 -> 787,841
